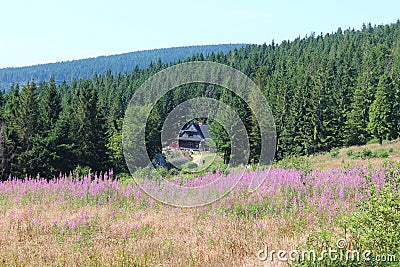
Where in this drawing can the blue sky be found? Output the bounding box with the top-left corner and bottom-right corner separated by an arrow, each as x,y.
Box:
0,0 -> 399,68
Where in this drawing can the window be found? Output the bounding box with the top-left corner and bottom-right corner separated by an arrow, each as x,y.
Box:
187,142 -> 193,148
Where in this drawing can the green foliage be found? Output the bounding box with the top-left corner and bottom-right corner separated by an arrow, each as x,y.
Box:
106,119 -> 127,174
2,21 -> 400,178
275,156 -> 311,172
115,173 -> 133,184
298,166 -> 400,267
346,184 -> 400,266
346,149 -> 353,157
368,73 -> 397,145
209,118 -> 231,165
226,202 -> 266,219
347,148 -> 391,159
366,138 -> 380,145
360,148 -> 373,159
329,148 -> 340,158
156,167 -> 169,178
295,230 -> 351,267
179,161 -> 198,170
132,167 -> 164,182
374,149 -> 389,158
73,165 -> 92,178
0,44 -> 246,91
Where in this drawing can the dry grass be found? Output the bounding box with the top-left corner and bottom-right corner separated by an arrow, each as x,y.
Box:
307,139 -> 400,170
2,140 -> 397,266
0,202 -> 318,266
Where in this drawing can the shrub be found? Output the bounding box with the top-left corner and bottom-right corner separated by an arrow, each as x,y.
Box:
360,148 -> 373,159
346,184 -> 400,266
346,149 -> 353,157
366,138 -> 380,145
330,149 -> 340,158
276,156 -> 311,172
133,167 -> 160,181
295,230 -> 351,267
73,165 -> 92,179
157,167 -> 170,178
297,168 -> 400,267
116,173 -> 133,184
374,149 -> 389,158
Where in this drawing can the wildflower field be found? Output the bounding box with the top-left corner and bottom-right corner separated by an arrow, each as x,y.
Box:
1,161 -> 399,266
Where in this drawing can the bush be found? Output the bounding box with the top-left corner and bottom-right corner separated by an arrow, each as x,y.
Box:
295,230 -> 350,267
366,138 -> 380,145
157,167 -> 170,178
360,148 -> 373,159
346,149 -> 353,157
374,149 -> 389,158
346,184 -> 400,266
117,173 -> 133,184
276,156 -> 311,172
133,167 -> 160,181
73,165 -> 92,179
348,148 -> 391,160
330,149 -> 340,158
297,169 -> 400,267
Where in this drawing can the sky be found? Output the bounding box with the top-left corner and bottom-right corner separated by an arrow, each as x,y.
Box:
0,0 -> 399,68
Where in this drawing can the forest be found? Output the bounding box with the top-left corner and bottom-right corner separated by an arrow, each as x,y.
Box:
0,21 -> 399,179
0,44 -> 246,91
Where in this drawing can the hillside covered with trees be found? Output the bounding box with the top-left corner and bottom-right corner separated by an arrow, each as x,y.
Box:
0,44 -> 246,91
0,21 -> 399,179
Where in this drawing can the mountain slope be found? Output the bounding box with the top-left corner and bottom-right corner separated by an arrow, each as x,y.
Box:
0,44 -> 246,90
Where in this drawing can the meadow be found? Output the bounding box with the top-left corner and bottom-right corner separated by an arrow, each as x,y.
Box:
1,152 -> 399,266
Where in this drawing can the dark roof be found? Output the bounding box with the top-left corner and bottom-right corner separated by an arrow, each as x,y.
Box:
178,123 -> 210,142
199,124 -> 211,138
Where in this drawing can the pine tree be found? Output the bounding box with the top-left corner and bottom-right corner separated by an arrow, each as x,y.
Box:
3,85 -> 20,177
13,81 -> 42,176
368,73 -> 396,144
39,76 -> 61,133
74,80 -> 109,172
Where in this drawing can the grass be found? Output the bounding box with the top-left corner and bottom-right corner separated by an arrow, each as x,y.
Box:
0,140 -> 399,266
289,139 -> 400,170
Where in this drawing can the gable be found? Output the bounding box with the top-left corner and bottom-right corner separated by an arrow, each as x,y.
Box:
178,122 -> 210,140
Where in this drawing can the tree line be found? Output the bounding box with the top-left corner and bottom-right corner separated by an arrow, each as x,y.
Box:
0,21 -> 399,179
0,44 -> 246,91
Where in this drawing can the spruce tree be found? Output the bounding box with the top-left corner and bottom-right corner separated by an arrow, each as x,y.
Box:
368,73 -> 396,144
74,80 -> 109,172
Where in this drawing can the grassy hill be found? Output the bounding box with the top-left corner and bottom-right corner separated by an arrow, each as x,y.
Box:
276,138 -> 400,170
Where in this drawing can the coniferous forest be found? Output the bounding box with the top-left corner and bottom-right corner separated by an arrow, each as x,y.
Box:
0,44 -> 246,91
1,21 -> 400,179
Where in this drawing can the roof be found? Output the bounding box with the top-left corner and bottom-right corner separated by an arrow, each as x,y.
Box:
178,122 -> 211,142
199,124 -> 211,138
